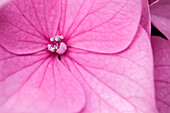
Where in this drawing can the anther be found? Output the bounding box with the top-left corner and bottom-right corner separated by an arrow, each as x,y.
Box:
50,37 -> 54,42
60,35 -> 64,39
50,47 -> 55,52
55,37 -> 59,41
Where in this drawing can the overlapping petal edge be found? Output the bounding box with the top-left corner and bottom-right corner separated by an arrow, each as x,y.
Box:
140,0 -> 151,36
149,0 -> 159,6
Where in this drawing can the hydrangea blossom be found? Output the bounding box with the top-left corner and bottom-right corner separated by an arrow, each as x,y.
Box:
151,36 -> 170,113
0,0 -> 157,113
150,1 -> 170,112
150,0 -> 170,39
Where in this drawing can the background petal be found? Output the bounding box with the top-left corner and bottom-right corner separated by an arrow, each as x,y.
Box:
0,0 -> 62,54
60,0 -> 142,53
149,0 -> 159,6
0,50 -> 85,113
140,0 -> 151,36
151,36 -> 170,113
150,0 -> 170,40
61,26 -> 158,113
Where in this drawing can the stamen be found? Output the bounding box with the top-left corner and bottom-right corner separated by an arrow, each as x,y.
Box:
50,47 -> 55,52
47,35 -> 67,55
50,37 -> 54,42
60,35 -> 64,39
55,37 -> 59,41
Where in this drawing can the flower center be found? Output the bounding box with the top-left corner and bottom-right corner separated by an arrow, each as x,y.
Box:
47,35 -> 67,55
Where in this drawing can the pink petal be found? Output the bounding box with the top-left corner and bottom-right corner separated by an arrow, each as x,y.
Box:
149,0 -> 159,6
151,36 -> 170,113
0,0 -> 10,7
0,0 -> 61,54
140,0 -> 151,36
63,26 -> 158,113
64,0 -> 142,53
0,45 -> 50,83
0,48 -> 85,113
150,0 -> 170,40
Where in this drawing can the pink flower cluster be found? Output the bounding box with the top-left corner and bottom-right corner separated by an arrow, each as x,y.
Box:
0,0 -> 169,113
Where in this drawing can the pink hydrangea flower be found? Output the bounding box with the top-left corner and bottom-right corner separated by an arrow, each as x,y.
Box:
0,0 -> 157,113
151,36 -> 170,113
150,0 -> 170,39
